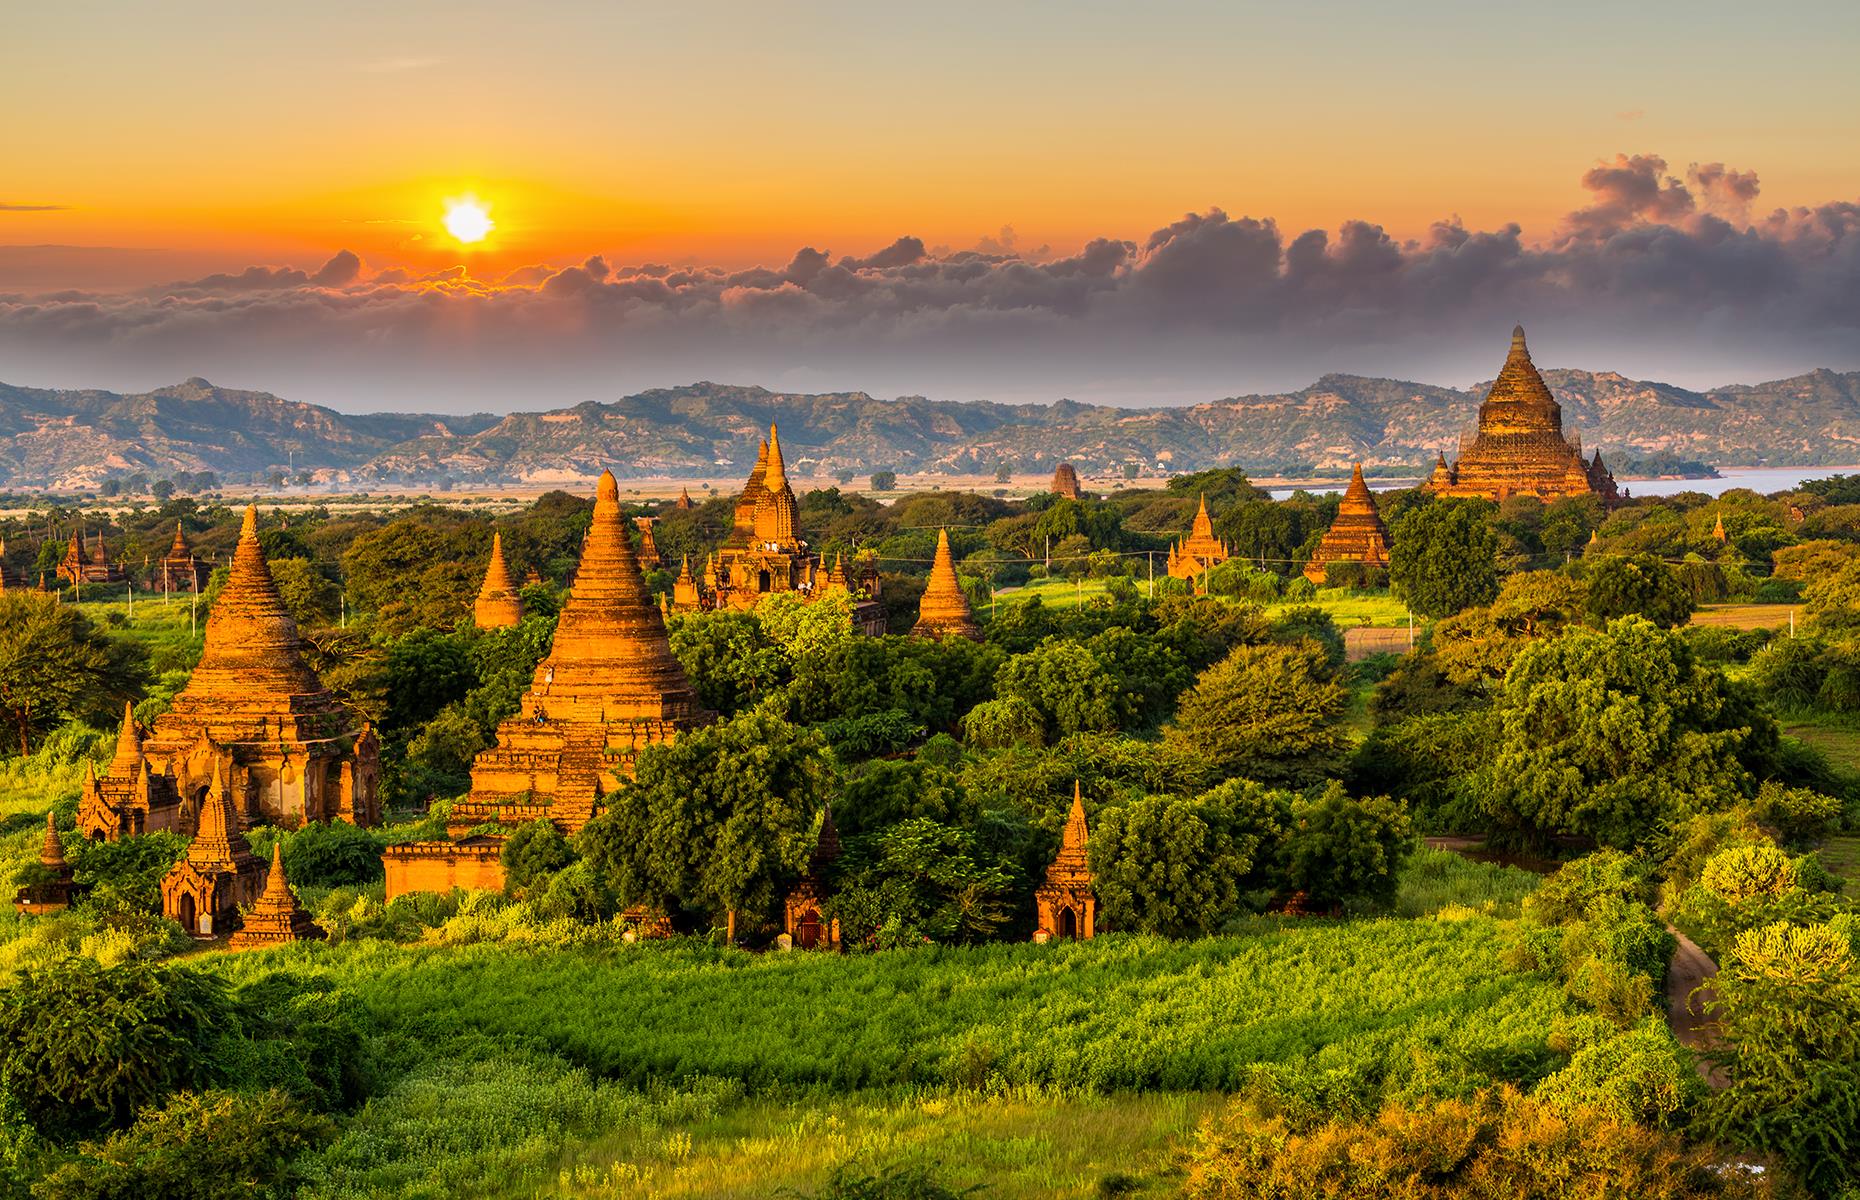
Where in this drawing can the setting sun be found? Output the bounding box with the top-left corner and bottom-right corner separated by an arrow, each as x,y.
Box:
442,197 -> 494,244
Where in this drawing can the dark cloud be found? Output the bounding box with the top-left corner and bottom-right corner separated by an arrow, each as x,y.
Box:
0,203 -> 70,212
2,152 -> 1856,410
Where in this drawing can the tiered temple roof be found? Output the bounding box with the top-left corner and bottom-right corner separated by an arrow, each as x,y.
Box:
473,532 -> 523,628
911,528 -> 983,641
635,518 -> 662,569
13,813 -> 80,915
160,765 -> 267,937
1425,326 -> 1620,504
1304,464 -> 1392,583
674,487 -> 695,510
229,844 -> 325,949
159,522 -> 208,593
1035,783 -> 1097,940
57,526 -> 123,586
1050,463 -> 1083,500
1166,494 -> 1230,580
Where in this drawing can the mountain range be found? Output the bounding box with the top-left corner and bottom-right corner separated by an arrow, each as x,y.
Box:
2,367 -> 1858,489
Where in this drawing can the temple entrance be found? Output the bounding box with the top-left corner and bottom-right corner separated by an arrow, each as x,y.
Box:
176,893 -> 196,933
758,569 -> 771,592
1058,907 -> 1077,940
797,910 -> 821,949
323,761 -> 343,822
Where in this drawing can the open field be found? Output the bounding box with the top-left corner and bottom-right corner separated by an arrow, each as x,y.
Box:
1690,603 -> 1796,631
1782,718 -> 1860,772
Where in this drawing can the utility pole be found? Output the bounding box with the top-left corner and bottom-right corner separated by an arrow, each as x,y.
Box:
1407,606 -> 1414,651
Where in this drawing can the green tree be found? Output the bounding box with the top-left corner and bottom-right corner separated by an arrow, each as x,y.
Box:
870,470 -> 898,492
1282,786 -> 1413,911
667,610 -> 787,716
268,557 -> 341,627
0,593 -> 148,754
1388,499 -> 1500,617
1164,641 -> 1348,786
501,818 -> 575,891
1090,780 -> 1293,936
1485,617 -> 1769,847
1583,554 -> 1695,629
828,817 -> 1017,945
994,640 -> 1126,739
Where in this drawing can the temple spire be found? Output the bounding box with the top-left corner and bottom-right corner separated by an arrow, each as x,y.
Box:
184,505 -> 323,698
474,531 -> 523,628
764,423 -> 789,494
911,528 -> 983,642
39,811 -> 66,869
109,701 -> 142,776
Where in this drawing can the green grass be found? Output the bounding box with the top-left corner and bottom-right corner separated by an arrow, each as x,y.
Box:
991,578 -> 1415,628
1817,836 -> 1860,886
991,577 -> 1114,610
1392,846 -> 1542,920
1782,718 -> 1860,774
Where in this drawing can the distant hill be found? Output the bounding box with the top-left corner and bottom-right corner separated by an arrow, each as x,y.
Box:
1,368 -> 1856,488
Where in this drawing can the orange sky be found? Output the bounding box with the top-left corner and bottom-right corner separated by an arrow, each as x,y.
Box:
7,1 -> 1859,285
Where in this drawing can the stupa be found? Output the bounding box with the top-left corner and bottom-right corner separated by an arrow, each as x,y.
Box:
57,527 -> 123,586
911,528 -> 983,641
473,532 -> 523,628
634,518 -> 662,569
670,425 -> 887,635
1425,326 -> 1620,504
81,506 -> 380,839
1034,783 -> 1097,940
160,765 -> 267,937
1304,464 -> 1392,583
1166,495 -> 1230,581
1050,463 -> 1083,500
228,844 -> 325,949
159,522 -> 209,594
673,487 -> 695,511
13,813 -> 80,915
783,804 -> 842,950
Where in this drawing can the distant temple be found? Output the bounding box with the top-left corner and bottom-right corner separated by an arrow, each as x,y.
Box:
158,522 -> 209,594
1166,495 -> 1230,581
1425,325 -> 1619,504
634,518 -> 662,570
669,425 -> 887,636
78,507 -> 379,840
160,765 -> 267,937
1304,464 -> 1392,584
57,526 -> 123,586
228,845 -> 325,949
673,487 -> 695,511
473,532 -> 523,628
911,528 -> 983,641
1035,783 -> 1097,941
783,805 -> 842,950
1050,463 -> 1083,500
13,814 -> 80,915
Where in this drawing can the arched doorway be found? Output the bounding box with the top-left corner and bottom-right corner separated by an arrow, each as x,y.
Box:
176,892 -> 197,934
1058,907 -> 1077,940
798,909 -> 822,949
758,569 -> 772,593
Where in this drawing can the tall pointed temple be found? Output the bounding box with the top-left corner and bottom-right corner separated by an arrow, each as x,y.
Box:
13,813 -> 80,915
1050,462 -> 1083,500
160,765 -> 267,937
1425,325 -> 1621,504
1035,783 -> 1097,941
911,528 -> 983,641
1304,464 -> 1392,584
57,526 -> 123,586
1166,495 -> 1230,580
670,424 -> 887,636
159,522 -> 209,593
228,844 -> 325,949
473,532 -> 523,629
634,518 -> 662,569
80,506 -> 379,841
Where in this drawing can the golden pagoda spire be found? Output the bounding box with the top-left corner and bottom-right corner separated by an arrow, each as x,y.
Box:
184,505 -> 323,698
1192,493 -> 1214,539
229,841 -> 324,948
474,531 -> 523,628
1050,782 -> 1090,872
764,423 -> 789,494
911,528 -> 983,641
168,521 -> 189,557
190,762 -> 244,864
1712,514 -> 1728,542
259,843 -> 292,906
752,424 -> 799,545
39,811 -> 66,869
108,700 -> 142,777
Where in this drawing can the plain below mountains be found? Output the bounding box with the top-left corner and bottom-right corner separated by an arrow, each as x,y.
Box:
1,368 -> 1857,490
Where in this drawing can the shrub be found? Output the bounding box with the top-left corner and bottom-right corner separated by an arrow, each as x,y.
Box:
1749,780 -> 1844,845
1533,1017 -> 1705,1129
1281,788 -> 1413,912
501,818 -> 575,892
1700,844 -> 1798,903
1090,782 -> 1294,936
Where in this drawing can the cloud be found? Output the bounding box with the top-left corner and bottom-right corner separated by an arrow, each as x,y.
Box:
3,151 -> 1857,409
0,203 -> 70,212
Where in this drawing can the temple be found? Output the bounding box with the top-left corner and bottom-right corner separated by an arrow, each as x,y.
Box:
1425,326 -> 1620,504
911,528 -> 983,641
79,506 -> 379,841
669,424 -> 887,636
1034,783 -> 1097,941
1304,464 -> 1392,584
473,532 -> 524,628
13,813 -> 80,915
228,845 -> 325,949
57,527 -> 123,586
673,487 -> 695,510
634,518 -> 662,569
160,766 -> 267,937
158,523 -> 209,594
1166,495 -> 1230,581
783,805 -> 842,950
1050,463 -> 1083,500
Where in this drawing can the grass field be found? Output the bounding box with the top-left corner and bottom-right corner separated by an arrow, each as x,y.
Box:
1781,718 -> 1860,773
990,578 -> 1416,629
1690,603 -> 1797,631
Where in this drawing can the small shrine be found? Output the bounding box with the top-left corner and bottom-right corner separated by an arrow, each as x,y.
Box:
634,518 -> 662,570
57,527 -> 123,586
473,531 -> 524,628
911,528 -> 983,641
1303,464 -> 1392,584
1050,463 -> 1083,500
13,813 -> 81,915
160,766 -> 267,937
228,845 -> 325,949
1166,495 -> 1230,581
783,805 -> 842,950
1035,783 -> 1097,941
158,522 -> 210,594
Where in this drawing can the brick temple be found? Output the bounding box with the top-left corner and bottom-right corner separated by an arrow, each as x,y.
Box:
1425,325 -> 1620,504
911,528 -> 983,641
1304,463 -> 1392,584
1166,495 -> 1230,581
1035,783 -> 1097,941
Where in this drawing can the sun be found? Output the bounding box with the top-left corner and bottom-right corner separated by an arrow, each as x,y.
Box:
443,196 -> 494,244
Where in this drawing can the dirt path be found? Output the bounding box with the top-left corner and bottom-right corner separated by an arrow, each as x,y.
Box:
1665,926 -> 1729,1088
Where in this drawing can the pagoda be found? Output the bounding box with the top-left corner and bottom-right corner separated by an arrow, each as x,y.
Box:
670,425 -> 887,635
160,765 -> 267,937
159,522 -> 209,594
78,702 -> 185,839
1166,495 -> 1230,581
1425,326 -> 1620,504
911,528 -> 983,641
56,526 -> 123,586
228,845 -> 325,949
1050,463 -> 1083,500
1035,783 -> 1097,940
783,805 -> 842,950
673,487 -> 695,511
83,506 -> 380,839
634,518 -> 662,569
13,813 -> 80,915
447,469 -> 713,835
473,531 -> 523,628
1304,464 -> 1392,584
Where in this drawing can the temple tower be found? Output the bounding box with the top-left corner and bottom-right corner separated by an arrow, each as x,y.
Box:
783,804 -> 842,950
473,531 -> 524,628
1304,464 -> 1392,584
229,844 -> 325,949
160,766 -> 266,937
13,813 -> 80,915
1050,463 -> 1083,500
1166,494 -> 1230,581
1035,783 -> 1097,940
911,528 -> 983,641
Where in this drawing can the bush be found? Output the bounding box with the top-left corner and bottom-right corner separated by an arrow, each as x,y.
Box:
1281,788 -> 1413,912
1700,844 -> 1798,904
1090,782 -> 1294,936
500,818 -> 575,892
1532,1017 -> 1706,1129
